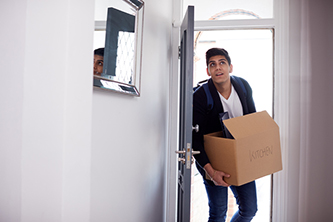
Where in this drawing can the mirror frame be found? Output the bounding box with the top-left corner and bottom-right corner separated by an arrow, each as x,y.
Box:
93,0 -> 144,96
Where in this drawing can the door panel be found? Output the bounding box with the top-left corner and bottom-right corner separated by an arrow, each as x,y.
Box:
176,6 -> 194,222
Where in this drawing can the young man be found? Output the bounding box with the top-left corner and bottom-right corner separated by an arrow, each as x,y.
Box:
192,48 -> 257,222
93,48 -> 104,87
93,48 -> 104,76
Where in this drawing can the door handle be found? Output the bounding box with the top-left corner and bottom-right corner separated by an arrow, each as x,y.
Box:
191,151 -> 200,164
175,149 -> 200,164
175,150 -> 186,155
175,150 -> 200,156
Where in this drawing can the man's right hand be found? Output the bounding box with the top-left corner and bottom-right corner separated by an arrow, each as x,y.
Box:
211,170 -> 230,187
204,163 -> 230,187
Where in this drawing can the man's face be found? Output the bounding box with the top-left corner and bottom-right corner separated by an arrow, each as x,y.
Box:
94,55 -> 104,76
206,55 -> 233,85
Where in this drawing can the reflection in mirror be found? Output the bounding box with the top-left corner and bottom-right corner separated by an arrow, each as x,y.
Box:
93,0 -> 144,96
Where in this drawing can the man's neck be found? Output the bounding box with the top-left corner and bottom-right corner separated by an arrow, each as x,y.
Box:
214,78 -> 232,99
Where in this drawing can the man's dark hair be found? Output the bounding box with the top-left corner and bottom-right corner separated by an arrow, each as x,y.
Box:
205,48 -> 231,66
94,48 -> 104,57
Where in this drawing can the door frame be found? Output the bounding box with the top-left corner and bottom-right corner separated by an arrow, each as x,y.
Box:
166,0 -> 290,221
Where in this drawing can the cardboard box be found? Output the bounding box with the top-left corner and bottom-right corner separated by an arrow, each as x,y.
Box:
204,111 -> 282,186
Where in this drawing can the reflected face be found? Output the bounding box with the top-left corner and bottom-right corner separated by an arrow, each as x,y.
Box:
94,55 -> 104,76
206,55 -> 233,85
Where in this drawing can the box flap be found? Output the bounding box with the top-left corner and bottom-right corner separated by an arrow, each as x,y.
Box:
224,111 -> 278,139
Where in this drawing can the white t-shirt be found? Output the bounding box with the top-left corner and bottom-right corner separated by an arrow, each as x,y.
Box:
218,85 -> 243,118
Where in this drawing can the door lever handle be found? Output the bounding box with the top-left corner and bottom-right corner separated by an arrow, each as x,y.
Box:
191,151 -> 200,164
175,150 -> 186,155
175,150 -> 200,155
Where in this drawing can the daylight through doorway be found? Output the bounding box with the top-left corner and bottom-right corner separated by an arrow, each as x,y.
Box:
190,29 -> 274,222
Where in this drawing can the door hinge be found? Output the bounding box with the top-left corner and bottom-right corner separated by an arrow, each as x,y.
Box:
178,46 -> 181,59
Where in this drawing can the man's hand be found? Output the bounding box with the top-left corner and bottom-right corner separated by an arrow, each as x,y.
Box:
211,170 -> 230,187
204,163 -> 230,187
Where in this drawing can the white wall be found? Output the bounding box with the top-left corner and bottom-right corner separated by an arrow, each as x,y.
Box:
1,0 -> 94,221
0,0 -> 26,221
90,0 -> 173,221
1,0 -> 174,221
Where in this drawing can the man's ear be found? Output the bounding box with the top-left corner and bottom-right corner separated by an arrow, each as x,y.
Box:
206,67 -> 211,76
229,64 -> 233,73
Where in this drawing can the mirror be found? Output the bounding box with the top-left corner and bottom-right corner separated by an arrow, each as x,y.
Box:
93,0 -> 144,96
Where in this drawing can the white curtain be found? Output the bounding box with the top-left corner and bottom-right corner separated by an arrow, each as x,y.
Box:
292,0 -> 333,221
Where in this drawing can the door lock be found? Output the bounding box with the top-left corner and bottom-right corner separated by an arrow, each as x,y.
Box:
178,157 -> 186,164
175,148 -> 200,164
